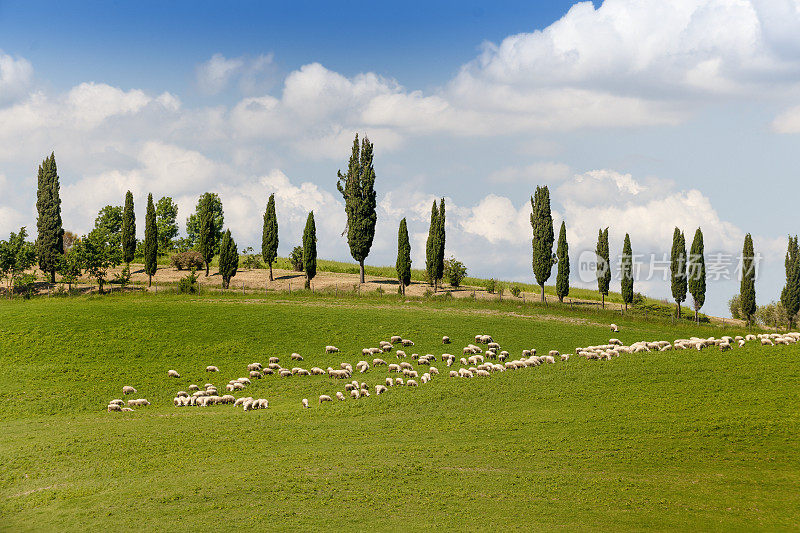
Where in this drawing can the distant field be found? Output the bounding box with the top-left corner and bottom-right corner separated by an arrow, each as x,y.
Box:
0,293 -> 796,530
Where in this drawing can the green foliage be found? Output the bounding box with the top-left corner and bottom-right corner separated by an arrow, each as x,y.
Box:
289,246 -> 304,272
436,198 -> 445,284
303,212 -> 317,288
35,153 -> 64,281
443,256 -> 466,288
171,251 -> 205,271
510,285 -> 522,298
425,200 -> 439,287
555,221 -> 569,302
688,228 -> 706,320
112,265 -> 132,287
94,205 -> 123,246
187,192 -> 224,252
728,294 -> 742,320
143,193 -> 158,285
122,191 -> 136,264
336,134 -> 377,281
670,227 -> 688,317
177,270 -> 199,294
632,292 -> 645,306
0,227 -> 37,295
740,234 -> 756,323
621,233 -> 634,308
196,193 -> 223,276
14,272 -> 37,299
57,246 -> 83,290
155,196 -> 179,254
530,185 -> 555,299
780,235 -> 800,328
395,218 -> 411,294
218,230 -> 239,289
75,227 -> 122,292
261,193 -> 279,280
595,228 -> 611,305
241,247 -> 263,270
485,278 -> 497,294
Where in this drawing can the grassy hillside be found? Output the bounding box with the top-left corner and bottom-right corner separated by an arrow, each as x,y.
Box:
0,293 -> 797,530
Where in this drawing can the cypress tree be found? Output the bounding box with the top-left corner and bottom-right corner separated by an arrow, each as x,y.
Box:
336,134 -> 377,284
197,194 -> 217,276
261,193 -> 279,281
530,185 -> 555,301
596,228 -> 611,308
740,233 -> 757,324
780,235 -> 800,328
670,227 -> 687,318
688,228 -> 706,323
218,229 -> 239,289
143,193 -> 158,287
425,200 -> 439,290
435,198 -> 446,287
35,153 -> 64,283
303,211 -> 317,289
555,221 -> 570,302
621,233 -> 634,311
396,218 -> 411,295
122,191 -> 136,265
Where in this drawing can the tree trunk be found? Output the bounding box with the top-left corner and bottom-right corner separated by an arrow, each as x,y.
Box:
401,283 -> 405,296
602,294 -> 605,309
305,275 -> 310,290
625,302 -> 628,312
359,261 -> 365,284
50,270 -> 56,283
269,263 -> 274,282
148,275 -> 152,287
540,284 -> 545,302
677,302 -> 681,318
205,262 -> 209,277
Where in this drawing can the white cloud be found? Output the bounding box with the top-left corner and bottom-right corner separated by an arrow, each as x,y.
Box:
196,53 -> 277,96
196,54 -> 245,95
771,104 -> 800,133
0,52 -> 33,104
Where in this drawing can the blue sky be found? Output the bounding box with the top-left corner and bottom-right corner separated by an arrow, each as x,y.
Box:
0,0 -> 798,317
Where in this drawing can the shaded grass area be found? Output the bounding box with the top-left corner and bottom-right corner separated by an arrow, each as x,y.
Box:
0,294 -> 797,531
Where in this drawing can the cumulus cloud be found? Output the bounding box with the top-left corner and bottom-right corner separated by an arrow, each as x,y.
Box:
0,52 -> 33,104
196,53 -> 277,96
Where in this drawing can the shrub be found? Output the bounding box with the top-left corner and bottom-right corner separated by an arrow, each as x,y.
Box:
14,273 -> 37,299
375,286 -> 385,296
728,294 -> 742,320
171,251 -> 204,271
632,292 -> 645,305
241,247 -> 263,270
112,265 -> 131,287
485,278 -> 497,294
177,270 -> 199,294
509,285 -> 521,298
443,257 -> 467,288
290,246 -> 304,272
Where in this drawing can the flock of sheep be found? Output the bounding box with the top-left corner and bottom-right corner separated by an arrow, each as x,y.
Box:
106,324 -> 799,413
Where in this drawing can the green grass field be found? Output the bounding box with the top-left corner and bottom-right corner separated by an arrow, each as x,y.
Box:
0,293 -> 797,531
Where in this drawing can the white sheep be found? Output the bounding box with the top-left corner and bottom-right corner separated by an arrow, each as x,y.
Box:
402,339 -> 415,346
429,366 -> 439,375
302,398 -> 309,409
325,346 -> 339,353
396,350 -> 407,358
375,384 -> 387,395
610,323 -> 619,332
560,354 -> 570,361
395,377 -> 404,386
311,367 -> 325,375
390,335 -> 403,344
336,392 -> 345,401
319,395 -> 333,403
249,370 -> 261,379
247,363 -> 262,371
291,353 -> 304,361
268,356 -> 280,364
167,369 -> 180,378
406,379 -> 418,387
121,407 -> 134,412
372,358 -> 387,367
449,370 -> 458,377
442,336 -> 451,344
350,389 -> 360,399
122,385 -> 136,395
206,365 -> 219,372
107,403 -> 122,412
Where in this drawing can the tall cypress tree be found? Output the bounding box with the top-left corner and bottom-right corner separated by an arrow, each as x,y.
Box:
336,134 -> 377,284
530,185 -> 555,302
36,153 -> 64,283
670,228 -> 687,318
740,233 -> 757,325
596,228 -> 611,308
396,218 -> 411,295
122,191 -> 136,265
688,228 -> 706,323
143,193 -> 158,287
780,235 -> 800,328
303,211 -> 317,289
197,194 -> 217,276
261,193 -> 279,281
621,233 -> 634,311
555,221 -> 570,302
219,229 -> 239,289
435,198 -> 446,287
425,200 -> 439,290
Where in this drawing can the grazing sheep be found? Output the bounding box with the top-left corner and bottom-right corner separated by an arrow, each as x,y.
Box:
390,335 -> 403,344
325,346 -> 339,353
340,363 -> 353,372
122,385 -> 136,395
610,323 -> 619,332
395,377 -> 404,386
336,391 -> 345,401
429,366 -> 439,375
738,339 -> 746,347
548,350 -> 559,358
268,363 -> 282,370
188,384 -> 199,391
291,353 -> 303,361
402,339 -> 415,346
396,350 -> 407,358
442,336 -> 451,344
761,338 -> 774,346
302,398 -> 309,409
268,356 -> 280,364
380,346 -> 392,353
350,389 -> 360,399
609,339 -> 622,346
311,367 -> 325,375
107,403 -> 122,412
167,369 -> 180,378
319,395 -> 333,404
345,383 -> 355,392
375,385 -> 387,395
372,358 -> 387,367
406,379 -> 418,387
360,389 -> 370,397
128,398 -> 150,407
205,365 -> 219,372
720,343 -> 732,352
356,361 -> 370,373
262,368 -> 275,375
385,377 -> 394,387
247,363 -> 262,371
121,407 -> 134,412
279,369 -> 293,377
560,354 -> 570,361
498,352 -> 508,362
249,370 -> 262,379
449,370 -> 458,377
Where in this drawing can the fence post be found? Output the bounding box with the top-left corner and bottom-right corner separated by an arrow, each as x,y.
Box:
288,282 -> 291,294
242,281 -> 245,295
155,282 -> 157,294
